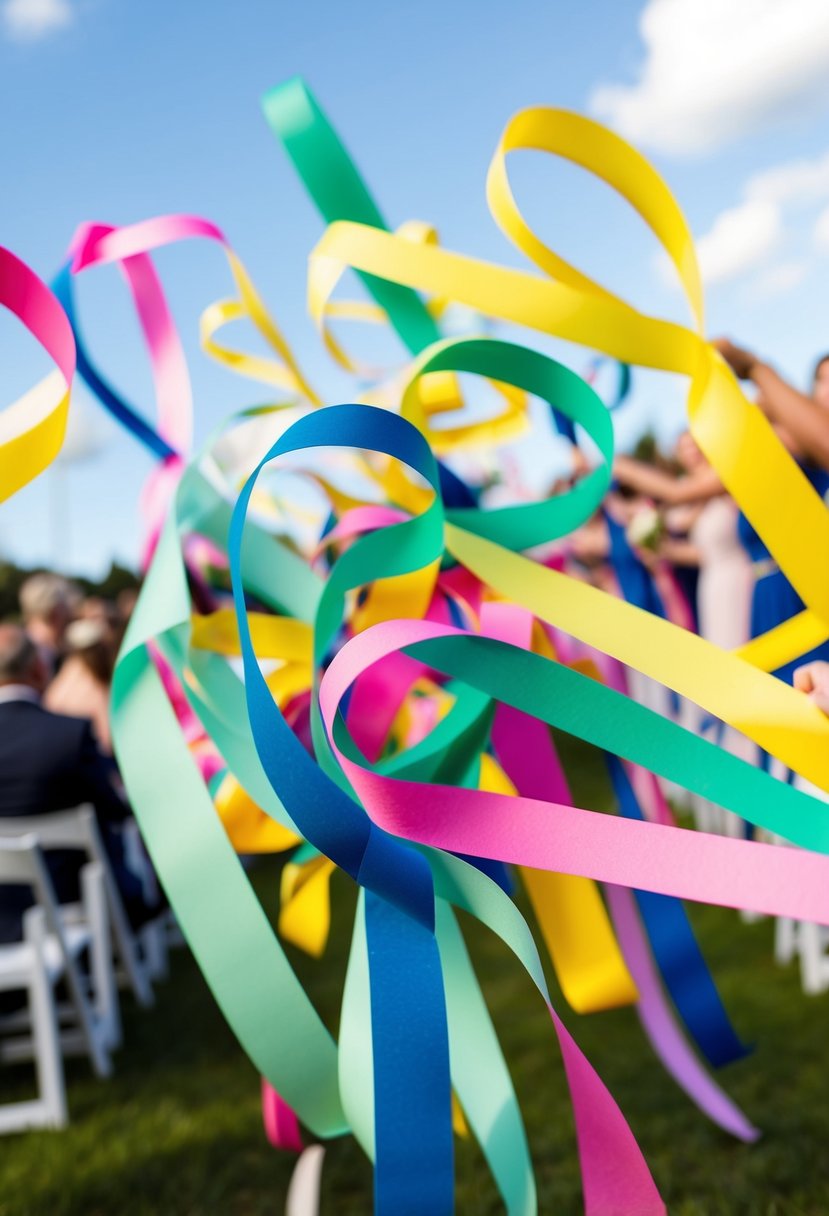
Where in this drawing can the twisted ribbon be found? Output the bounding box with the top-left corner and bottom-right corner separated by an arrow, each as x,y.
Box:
0,246 -> 75,500
7,76 -> 829,1216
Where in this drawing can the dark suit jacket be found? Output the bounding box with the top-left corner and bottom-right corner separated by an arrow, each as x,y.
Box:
0,700 -> 129,942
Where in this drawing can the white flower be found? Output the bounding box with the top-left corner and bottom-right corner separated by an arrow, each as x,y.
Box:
626,506 -> 664,551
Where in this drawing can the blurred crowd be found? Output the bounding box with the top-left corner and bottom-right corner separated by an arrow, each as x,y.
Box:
555,338 -> 829,698
19,574 -> 138,755
0,575 -> 151,946
3,332 -> 829,944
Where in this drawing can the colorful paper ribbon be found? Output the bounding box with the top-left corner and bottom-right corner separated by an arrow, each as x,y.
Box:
8,76 -> 829,1216
0,245 -> 75,500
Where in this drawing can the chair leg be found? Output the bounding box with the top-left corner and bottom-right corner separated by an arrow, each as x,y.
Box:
775,917 -> 798,965
101,868 -> 154,1009
37,910 -> 112,1080
690,795 -> 714,833
25,908 -> 68,1128
799,922 -> 829,995
81,864 -> 121,1051
140,921 -> 169,983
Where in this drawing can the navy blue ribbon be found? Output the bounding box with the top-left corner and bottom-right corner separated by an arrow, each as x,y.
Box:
606,754 -> 750,1068
52,261 -> 178,461
229,405 -> 454,1215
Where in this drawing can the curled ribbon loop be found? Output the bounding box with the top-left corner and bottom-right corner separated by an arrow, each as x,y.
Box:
0,246 -> 75,500
263,78 -> 532,453
10,76 -> 829,1216
305,106 -> 829,786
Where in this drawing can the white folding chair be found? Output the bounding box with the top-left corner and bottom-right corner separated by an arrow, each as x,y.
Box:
770,775 -> 829,994
0,836 -> 111,1133
0,807 -> 155,1016
123,818 -> 171,983
775,917 -> 829,994
626,670 -> 696,812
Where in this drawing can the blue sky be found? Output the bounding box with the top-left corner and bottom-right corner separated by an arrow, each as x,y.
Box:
3,0 -> 829,575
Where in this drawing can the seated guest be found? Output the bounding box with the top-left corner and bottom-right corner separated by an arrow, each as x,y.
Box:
18,572 -> 77,676
45,618 -> 115,754
0,624 -> 147,943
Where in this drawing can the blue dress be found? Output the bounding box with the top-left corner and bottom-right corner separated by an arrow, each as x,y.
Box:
737,463 -> 829,684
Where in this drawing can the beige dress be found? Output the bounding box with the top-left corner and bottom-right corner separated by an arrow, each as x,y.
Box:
688,496 -> 755,833
690,496 -> 752,651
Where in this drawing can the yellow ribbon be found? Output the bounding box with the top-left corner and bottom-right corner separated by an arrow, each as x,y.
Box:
478,752 -> 638,1013
200,247 -> 320,405
310,218 -> 446,380
0,371 -> 71,503
306,107 -> 829,782
279,854 -> 336,957
192,609 -> 312,661
214,774 -> 302,854
0,246 -> 75,501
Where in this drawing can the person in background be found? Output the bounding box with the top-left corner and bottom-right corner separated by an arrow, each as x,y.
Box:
714,347 -> 829,685
0,624 -> 145,943
45,618 -> 115,754
612,433 -> 754,826
18,572 -> 78,676
613,433 -> 751,651
77,595 -> 120,649
715,340 -> 829,473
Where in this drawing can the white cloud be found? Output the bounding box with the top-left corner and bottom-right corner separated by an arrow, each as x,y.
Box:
747,151 -> 829,206
591,0 -> 829,156
56,396 -> 110,465
653,144 -> 829,292
748,260 -> 809,300
687,199 -> 781,286
2,0 -> 72,41
814,206 -> 829,252
654,198 -> 779,288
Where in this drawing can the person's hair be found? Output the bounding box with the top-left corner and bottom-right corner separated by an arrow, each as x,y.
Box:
813,354 -> 829,383
72,643 -> 114,687
19,573 -> 74,622
0,624 -> 38,683
116,587 -> 139,622
64,619 -> 115,686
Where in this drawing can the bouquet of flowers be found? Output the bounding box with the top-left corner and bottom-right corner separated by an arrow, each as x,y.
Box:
625,503 -> 665,552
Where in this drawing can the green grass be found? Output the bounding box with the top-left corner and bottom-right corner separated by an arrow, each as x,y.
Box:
3,734 -> 829,1214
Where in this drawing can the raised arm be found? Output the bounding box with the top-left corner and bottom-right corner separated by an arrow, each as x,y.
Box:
613,455 -> 723,505
714,338 -> 829,471
657,536 -> 701,567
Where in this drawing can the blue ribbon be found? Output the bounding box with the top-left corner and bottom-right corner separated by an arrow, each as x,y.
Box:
605,509 -> 666,620
228,404 -> 454,1215
606,754 -> 750,1068
52,261 -> 178,461
366,892 -> 454,1216
551,357 -> 631,442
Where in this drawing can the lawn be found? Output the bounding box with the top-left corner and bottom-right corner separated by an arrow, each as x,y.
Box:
2,734 -> 829,1215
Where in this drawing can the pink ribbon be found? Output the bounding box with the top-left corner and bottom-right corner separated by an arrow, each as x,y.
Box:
262,1079 -> 304,1153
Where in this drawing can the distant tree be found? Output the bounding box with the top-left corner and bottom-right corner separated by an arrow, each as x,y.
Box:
630,430 -> 681,475
631,431 -> 660,466
0,563 -> 30,621
0,560 -> 140,621
76,563 -> 141,601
